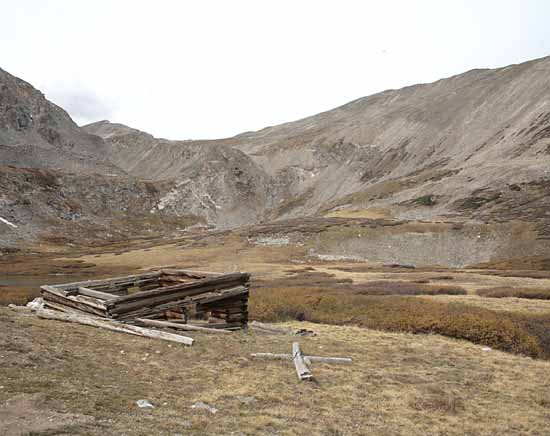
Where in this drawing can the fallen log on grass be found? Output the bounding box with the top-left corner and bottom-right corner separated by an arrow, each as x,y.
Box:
250,353 -> 353,364
36,308 -> 194,346
251,343 -> 353,382
136,318 -> 231,334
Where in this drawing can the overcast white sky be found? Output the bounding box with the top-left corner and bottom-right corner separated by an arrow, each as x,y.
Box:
2,0 -> 550,139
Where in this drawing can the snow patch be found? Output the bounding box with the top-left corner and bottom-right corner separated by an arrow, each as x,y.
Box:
250,236 -> 290,246
311,253 -> 366,262
0,217 -> 17,229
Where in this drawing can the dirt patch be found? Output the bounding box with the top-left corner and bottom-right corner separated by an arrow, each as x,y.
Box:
0,393 -> 95,436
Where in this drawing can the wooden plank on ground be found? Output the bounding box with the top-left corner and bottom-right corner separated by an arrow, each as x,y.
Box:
292,342 -> 313,381
36,308 -> 194,346
136,318 -> 232,334
251,353 -> 353,364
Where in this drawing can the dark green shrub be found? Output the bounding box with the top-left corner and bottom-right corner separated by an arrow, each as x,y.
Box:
414,195 -> 437,206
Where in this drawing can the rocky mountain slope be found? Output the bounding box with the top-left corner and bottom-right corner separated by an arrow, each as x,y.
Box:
0,68 -> 124,176
82,120 -> 282,227
2,57 -> 550,265
85,57 -> 550,225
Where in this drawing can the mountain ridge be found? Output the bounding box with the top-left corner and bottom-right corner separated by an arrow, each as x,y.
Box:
2,56 -> 550,265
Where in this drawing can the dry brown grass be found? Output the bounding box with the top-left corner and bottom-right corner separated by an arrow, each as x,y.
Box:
477,286 -> 550,300
408,386 -> 465,414
2,308 -> 550,435
0,286 -> 39,306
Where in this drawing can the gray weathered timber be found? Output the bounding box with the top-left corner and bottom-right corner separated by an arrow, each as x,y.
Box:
40,269 -> 250,329
41,286 -> 108,317
55,272 -> 162,291
107,281 -> 248,315
78,287 -> 118,301
36,308 -> 194,346
136,318 -> 232,334
251,353 -> 353,364
161,268 -> 223,278
107,273 -> 249,306
292,342 -> 313,381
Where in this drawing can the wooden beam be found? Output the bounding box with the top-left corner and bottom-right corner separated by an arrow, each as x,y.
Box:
52,271 -> 162,291
251,353 -> 353,364
36,308 -> 194,346
161,268 -> 224,278
107,280 -> 248,315
41,286 -> 108,317
107,273 -> 249,306
78,287 -> 117,301
292,342 -> 313,381
136,318 -> 232,334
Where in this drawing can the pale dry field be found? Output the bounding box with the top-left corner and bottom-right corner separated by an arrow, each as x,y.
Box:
69,240 -> 550,317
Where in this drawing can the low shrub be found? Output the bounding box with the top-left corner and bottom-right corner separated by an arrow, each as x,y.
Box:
250,286 -> 550,359
413,195 -> 437,207
350,281 -> 467,296
460,193 -> 501,210
477,287 -> 550,300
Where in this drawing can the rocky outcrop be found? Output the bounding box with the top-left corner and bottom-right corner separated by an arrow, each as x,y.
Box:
0,68 -> 124,175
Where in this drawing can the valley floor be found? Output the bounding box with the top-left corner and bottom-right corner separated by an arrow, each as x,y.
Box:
2,226 -> 550,434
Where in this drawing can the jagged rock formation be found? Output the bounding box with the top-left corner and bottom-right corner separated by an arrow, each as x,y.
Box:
82,121 -> 282,227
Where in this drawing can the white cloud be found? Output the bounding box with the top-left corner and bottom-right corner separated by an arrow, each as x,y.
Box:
43,82 -> 116,125
1,0 -> 549,139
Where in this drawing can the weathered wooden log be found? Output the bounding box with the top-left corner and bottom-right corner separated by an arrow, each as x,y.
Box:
251,353 -> 353,364
71,294 -> 108,310
292,342 -> 313,381
248,321 -> 292,335
110,285 -> 248,317
107,273 -> 249,306
162,269 -> 223,278
54,272 -> 162,291
195,287 -> 248,305
41,286 -> 108,317
136,318 -> 232,334
36,308 -> 194,346
107,280 -> 248,315
188,322 -> 243,330
78,287 -> 118,301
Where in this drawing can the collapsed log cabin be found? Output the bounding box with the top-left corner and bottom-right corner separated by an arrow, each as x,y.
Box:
40,269 -> 250,330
